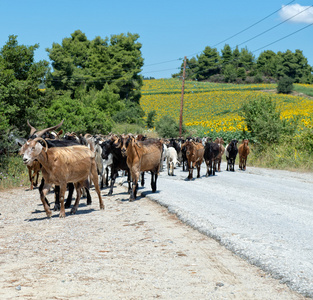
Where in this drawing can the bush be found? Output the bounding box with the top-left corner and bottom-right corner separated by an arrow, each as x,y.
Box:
237,67 -> 246,80
112,100 -> 145,125
253,73 -> 263,83
295,128 -> 313,154
146,110 -> 156,128
277,76 -> 294,94
240,95 -> 295,144
155,115 -> 187,138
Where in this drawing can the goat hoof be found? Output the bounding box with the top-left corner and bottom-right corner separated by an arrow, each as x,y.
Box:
70,208 -> 77,215
54,205 -> 60,211
59,213 -> 66,218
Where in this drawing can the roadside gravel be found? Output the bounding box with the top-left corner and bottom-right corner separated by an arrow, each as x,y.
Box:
0,183 -> 307,299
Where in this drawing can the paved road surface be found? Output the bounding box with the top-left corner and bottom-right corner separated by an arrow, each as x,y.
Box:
128,162 -> 313,297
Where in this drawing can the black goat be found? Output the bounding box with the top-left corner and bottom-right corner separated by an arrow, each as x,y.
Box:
100,136 -> 132,196
225,139 -> 238,172
204,142 -> 220,176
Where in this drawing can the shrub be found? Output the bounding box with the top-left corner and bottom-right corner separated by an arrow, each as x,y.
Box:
295,128 -> 313,154
155,115 -> 187,138
146,110 -> 156,128
237,67 -> 246,80
277,76 -> 294,94
253,73 -> 263,83
240,95 -> 295,144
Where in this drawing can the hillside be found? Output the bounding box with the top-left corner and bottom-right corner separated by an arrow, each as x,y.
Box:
140,79 -> 313,139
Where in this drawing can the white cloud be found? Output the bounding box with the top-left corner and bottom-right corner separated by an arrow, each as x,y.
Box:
279,4 -> 313,24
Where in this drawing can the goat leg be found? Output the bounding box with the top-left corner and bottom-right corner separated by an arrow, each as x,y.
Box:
40,184 -> 53,218
91,167 -> 104,210
65,183 -> 75,208
71,183 -> 82,215
54,185 -> 61,211
58,185 -> 67,218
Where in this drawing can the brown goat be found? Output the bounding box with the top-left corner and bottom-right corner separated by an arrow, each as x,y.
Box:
27,161 -> 41,190
214,137 -> 225,172
20,138 -> 104,218
120,135 -> 163,201
238,139 -> 250,171
183,141 -> 204,180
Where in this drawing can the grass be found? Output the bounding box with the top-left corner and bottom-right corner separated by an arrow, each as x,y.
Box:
294,83 -> 313,98
0,154 -> 30,191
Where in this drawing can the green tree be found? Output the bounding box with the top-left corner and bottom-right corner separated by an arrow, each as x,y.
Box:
238,47 -> 255,71
276,49 -> 313,83
196,46 -> 221,81
237,67 -> 246,80
221,44 -> 233,65
107,33 -> 144,103
0,35 -> 49,138
47,30 -> 144,103
223,64 -> 237,82
257,50 -> 277,77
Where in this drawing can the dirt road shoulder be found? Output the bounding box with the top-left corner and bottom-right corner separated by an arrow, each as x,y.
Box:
0,185 -> 306,299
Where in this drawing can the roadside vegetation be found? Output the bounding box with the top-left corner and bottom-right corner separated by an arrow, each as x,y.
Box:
1,32 -> 313,190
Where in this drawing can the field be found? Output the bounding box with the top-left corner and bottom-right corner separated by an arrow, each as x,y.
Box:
140,79 -> 313,139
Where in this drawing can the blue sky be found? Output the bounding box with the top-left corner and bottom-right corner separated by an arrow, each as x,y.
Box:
1,0 -> 313,79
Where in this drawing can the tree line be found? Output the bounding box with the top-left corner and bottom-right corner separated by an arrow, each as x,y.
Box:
173,44 -> 313,84
0,30 -> 144,153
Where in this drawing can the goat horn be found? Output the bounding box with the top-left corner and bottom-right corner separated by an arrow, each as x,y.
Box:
33,137 -> 48,152
27,120 -> 37,136
34,120 -> 64,138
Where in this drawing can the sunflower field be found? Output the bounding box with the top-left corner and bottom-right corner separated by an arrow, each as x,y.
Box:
140,79 -> 313,140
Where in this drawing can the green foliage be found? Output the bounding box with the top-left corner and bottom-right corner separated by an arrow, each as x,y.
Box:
155,115 -> 187,138
223,64 -> 237,83
237,67 -> 246,80
42,93 -> 114,134
46,30 -> 144,103
257,50 -> 278,77
195,46 -> 221,80
277,76 -> 294,94
0,35 -> 50,152
0,154 -> 29,190
146,110 -> 156,128
295,128 -> 313,154
240,95 -> 295,144
174,44 -> 313,84
112,100 -> 145,125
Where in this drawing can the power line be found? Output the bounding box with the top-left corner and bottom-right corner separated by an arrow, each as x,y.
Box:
185,0 -> 296,58
144,58 -> 183,67
252,22 -> 313,53
234,4 -> 313,49
212,0 -> 296,48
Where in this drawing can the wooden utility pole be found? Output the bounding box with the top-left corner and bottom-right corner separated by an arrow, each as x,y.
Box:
179,56 -> 187,138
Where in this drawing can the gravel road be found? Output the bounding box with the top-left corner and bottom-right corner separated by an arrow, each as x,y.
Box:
0,161 -> 311,299
138,162 -> 313,298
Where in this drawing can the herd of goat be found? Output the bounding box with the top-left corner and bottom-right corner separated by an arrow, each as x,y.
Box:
18,120 -> 250,218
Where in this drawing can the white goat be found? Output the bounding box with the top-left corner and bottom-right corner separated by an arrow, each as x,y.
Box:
166,146 -> 178,176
